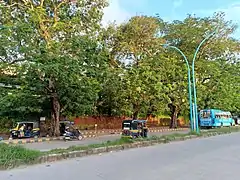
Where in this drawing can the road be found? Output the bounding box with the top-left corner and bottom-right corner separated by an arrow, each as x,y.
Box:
22,130 -> 189,151
2,132 -> 240,180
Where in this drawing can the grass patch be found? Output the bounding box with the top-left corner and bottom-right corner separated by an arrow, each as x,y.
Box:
0,143 -> 41,169
48,137 -> 134,154
201,126 -> 240,134
1,126 -> 240,170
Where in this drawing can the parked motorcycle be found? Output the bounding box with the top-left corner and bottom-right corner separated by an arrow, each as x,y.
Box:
63,128 -> 83,141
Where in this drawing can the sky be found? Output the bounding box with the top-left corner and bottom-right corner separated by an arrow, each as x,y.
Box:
102,0 -> 240,38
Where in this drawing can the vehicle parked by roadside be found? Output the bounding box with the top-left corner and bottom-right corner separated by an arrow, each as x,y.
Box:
199,109 -> 235,128
10,121 -> 40,139
121,119 -> 148,138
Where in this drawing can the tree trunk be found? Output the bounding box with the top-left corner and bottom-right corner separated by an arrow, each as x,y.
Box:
133,111 -> 139,120
51,94 -> 60,136
168,103 -> 179,129
132,103 -> 139,120
146,113 -> 151,120
48,77 -> 60,137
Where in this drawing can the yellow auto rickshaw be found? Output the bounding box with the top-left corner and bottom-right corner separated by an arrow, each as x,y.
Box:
10,121 -> 40,139
121,119 -> 148,138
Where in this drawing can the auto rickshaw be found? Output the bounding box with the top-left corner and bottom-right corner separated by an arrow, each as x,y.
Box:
10,121 -> 40,139
121,119 -> 148,138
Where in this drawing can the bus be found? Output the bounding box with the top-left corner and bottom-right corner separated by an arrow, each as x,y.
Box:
199,109 -> 235,128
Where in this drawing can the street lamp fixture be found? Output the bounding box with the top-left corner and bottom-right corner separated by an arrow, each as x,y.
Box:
161,26 -> 218,133
192,27 -> 219,133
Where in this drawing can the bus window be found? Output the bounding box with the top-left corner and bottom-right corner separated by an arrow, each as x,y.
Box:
201,111 -> 210,118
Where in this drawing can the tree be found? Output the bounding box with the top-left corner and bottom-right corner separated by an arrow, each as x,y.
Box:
162,12 -> 240,128
1,4 -> 239,133
102,16 -> 166,119
0,0 -> 108,136
197,59 -> 240,113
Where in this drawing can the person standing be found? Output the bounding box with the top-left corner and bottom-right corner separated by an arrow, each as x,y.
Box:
143,123 -> 148,138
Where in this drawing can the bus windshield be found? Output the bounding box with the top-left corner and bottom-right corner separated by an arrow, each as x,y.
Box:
200,110 -> 211,119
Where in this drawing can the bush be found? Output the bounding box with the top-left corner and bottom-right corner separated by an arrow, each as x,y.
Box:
0,117 -> 14,133
0,128 -> 9,134
0,143 -> 41,169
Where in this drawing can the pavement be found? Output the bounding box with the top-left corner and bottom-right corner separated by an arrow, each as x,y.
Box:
22,130 -> 189,151
1,132 -> 240,180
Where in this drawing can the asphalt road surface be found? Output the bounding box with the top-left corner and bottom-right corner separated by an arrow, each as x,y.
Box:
2,132 -> 240,180
23,130 -> 189,151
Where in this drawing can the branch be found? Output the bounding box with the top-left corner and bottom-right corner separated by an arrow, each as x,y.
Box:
60,103 -> 69,113
39,21 -> 51,46
9,58 -> 27,64
196,37 -> 216,60
201,77 -> 211,84
40,0 -> 44,7
53,6 -> 58,27
57,0 -> 68,9
197,28 -> 232,60
52,0 -> 69,27
44,86 -> 51,93
0,3 -> 18,7
19,0 -> 33,9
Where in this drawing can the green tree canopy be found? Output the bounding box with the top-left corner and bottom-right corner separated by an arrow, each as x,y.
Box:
0,0 -> 108,135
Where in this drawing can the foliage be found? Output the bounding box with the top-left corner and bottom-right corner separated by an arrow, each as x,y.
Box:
0,0 -> 108,135
0,3 -> 239,132
0,117 -> 14,133
160,12 -> 240,127
99,16 -> 167,119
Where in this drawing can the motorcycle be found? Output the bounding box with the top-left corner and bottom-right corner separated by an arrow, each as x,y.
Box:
63,129 -> 84,141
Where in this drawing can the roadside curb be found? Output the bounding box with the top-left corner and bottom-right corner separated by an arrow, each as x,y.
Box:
83,127 -> 188,135
3,137 -> 64,145
2,134 -> 97,145
1,128 -> 188,145
35,130 -> 235,165
149,128 -> 187,133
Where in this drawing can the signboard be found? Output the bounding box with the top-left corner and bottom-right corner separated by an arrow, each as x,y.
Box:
40,117 -> 46,121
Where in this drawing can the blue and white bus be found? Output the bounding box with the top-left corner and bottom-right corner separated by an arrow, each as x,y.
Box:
199,109 -> 235,128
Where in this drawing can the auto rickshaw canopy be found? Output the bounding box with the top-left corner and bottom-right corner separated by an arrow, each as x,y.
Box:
122,119 -> 147,130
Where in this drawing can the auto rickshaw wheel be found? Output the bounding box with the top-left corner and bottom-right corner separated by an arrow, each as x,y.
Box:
78,135 -> 83,140
34,135 -> 39,139
132,135 -> 137,139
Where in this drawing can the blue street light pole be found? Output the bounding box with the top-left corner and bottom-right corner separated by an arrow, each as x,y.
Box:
0,25 -> 9,30
192,28 -> 218,133
162,44 -> 194,131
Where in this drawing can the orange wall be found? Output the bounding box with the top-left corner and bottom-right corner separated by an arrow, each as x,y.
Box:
71,115 -> 186,130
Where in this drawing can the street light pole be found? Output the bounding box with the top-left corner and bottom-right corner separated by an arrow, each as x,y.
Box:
192,29 -> 218,133
0,25 -> 9,30
162,44 -> 194,131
